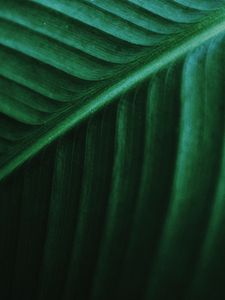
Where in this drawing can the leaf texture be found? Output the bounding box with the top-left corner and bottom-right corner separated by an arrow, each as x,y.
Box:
0,1 -> 225,300
0,0 -> 225,178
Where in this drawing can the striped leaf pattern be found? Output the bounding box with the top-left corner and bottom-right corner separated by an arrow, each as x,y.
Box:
0,1 -> 225,299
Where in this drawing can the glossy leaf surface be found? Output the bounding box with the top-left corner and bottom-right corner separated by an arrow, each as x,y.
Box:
0,1 -> 225,299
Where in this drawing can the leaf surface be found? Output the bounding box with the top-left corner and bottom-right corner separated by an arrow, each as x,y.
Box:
0,1 -> 225,299
0,0 -> 225,179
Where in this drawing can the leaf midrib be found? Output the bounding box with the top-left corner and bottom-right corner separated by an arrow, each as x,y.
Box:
1,8 -> 225,181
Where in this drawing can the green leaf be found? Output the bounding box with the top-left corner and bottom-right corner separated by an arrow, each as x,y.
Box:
0,1 -> 225,299
0,0 -> 225,179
